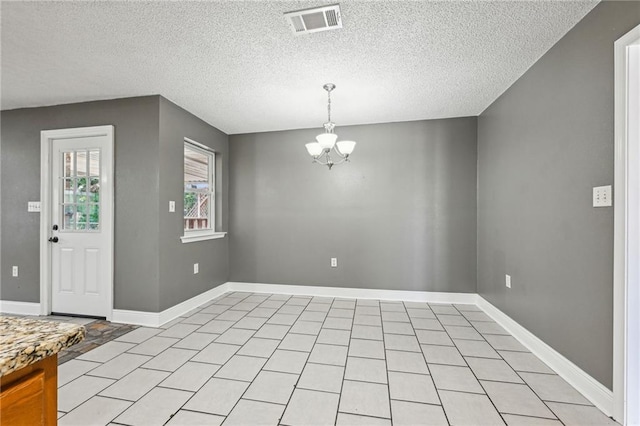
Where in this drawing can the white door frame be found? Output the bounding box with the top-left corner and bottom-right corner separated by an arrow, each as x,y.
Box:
613,24 -> 640,426
40,125 -> 115,320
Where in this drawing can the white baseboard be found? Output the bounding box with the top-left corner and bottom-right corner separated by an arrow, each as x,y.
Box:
477,296 -> 613,417
110,309 -> 159,327
228,282 -> 479,305
112,283 -> 230,327
0,300 -> 42,316
111,282 -> 476,327
158,283 -> 230,325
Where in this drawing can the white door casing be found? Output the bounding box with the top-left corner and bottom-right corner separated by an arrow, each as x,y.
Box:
613,25 -> 640,426
40,126 -> 114,319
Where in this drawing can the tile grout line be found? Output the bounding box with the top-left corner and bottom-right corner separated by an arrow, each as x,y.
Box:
380,302 -> 394,423
442,303 -> 511,425
158,291 -> 275,425
222,293 -> 313,425
155,292 -> 258,426
209,292 -> 299,424
461,304 -> 571,426
278,296 -> 333,426
406,301 -> 451,425
61,295 -> 244,424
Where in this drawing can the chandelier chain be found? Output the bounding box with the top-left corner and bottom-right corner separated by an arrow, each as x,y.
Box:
327,88 -> 332,124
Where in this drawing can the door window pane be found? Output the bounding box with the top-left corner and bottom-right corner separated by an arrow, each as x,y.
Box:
64,152 -> 75,177
63,205 -> 76,230
63,179 -> 74,203
76,151 -> 88,176
89,150 -> 100,177
89,178 -> 100,202
88,204 -> 100,230
60,149 -> 101,232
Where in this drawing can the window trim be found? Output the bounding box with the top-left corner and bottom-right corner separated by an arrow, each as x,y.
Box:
181,230 -> 227,243
182,138 -> 221,243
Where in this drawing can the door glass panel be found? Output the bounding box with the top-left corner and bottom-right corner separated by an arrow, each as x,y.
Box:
77,177 -> 88,201
60,149 -> 101,232
76,204 -> 87,230
63,152 -> 75,177
89,178 -> 100,202
63,205 -> 76,230
63,179 -> 74,203
89,150 -> 100,177
89,204 -> 100,230
76,151 -> 88,176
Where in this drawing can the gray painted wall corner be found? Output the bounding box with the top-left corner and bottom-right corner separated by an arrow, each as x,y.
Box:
477,1 -> 640,389
158,96 -> 230,311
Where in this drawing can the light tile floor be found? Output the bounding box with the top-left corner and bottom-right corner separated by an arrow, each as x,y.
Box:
54,292 -> 617,426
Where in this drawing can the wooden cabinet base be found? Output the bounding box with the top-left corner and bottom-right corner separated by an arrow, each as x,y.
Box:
0,355 -> 58,426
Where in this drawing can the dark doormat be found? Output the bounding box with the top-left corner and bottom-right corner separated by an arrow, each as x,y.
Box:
58,320 -> 139,364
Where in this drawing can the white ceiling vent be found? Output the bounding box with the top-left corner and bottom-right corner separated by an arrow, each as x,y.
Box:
284,4 -> 342,35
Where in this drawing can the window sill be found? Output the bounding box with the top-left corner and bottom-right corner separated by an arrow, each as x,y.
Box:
181,231 -> 227,244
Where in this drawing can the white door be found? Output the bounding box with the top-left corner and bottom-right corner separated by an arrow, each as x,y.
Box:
43,126 -> 114,318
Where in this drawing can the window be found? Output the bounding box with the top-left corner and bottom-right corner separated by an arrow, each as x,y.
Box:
181,139 -> 225,243
61,149 -> 101,231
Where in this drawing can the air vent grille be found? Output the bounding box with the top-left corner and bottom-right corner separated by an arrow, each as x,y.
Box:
284,4 -> 342,35
325,9 -> 338,27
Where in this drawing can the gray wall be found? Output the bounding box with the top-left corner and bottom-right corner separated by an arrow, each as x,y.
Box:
158,97 -> 229,311
0,95 -> 230,313
1,96 -> 162,311
477,0 -> 640,390
230,117 -> 478,292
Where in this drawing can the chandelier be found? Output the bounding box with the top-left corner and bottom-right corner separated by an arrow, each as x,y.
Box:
305,83 -> 356,170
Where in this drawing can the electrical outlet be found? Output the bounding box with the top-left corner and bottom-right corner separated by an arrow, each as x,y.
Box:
331,258 -> 338,268
193,263 -> 199,274
12,266 -> 18,277
505,274 -> 511,289
593,185 -> 612,207
169,201 -> 176,212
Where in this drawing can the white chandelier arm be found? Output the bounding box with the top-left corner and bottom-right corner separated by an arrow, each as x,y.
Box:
332,146 -> 347,159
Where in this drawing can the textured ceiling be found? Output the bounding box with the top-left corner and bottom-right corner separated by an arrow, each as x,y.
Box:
1,1 -> 598,134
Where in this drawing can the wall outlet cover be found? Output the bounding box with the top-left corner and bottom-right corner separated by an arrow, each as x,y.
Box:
12,266 -> 18,277
331,258 -> 338,268
193,263 -> 199,274
506,274 -> 511,289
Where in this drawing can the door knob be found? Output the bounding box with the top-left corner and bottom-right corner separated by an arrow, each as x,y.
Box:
48,237 -> 59,243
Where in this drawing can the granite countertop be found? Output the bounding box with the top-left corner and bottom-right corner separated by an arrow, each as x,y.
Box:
0,316 -> 85,377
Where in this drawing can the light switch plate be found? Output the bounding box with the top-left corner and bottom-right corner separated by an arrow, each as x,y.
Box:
593,185 -> 612,207
27,201 -> 41,212
169,201 -> 176,212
